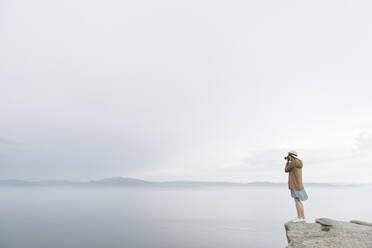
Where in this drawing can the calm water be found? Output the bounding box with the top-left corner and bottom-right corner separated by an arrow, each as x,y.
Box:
0,186 -> 371,248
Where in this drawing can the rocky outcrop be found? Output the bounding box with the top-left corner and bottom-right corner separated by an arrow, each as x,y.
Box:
284,218 -> 372,248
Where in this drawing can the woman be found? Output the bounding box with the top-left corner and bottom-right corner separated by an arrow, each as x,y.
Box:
285,150 -> 308,222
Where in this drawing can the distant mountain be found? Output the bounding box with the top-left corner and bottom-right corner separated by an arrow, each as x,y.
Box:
86,177 -> 154,186
0,177 -> 369,188
158,180 -> 286,187
0,179 -> 35,186
0,179 -> 81,187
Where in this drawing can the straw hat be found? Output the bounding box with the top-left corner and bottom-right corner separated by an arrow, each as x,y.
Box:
288,150 -> 298,157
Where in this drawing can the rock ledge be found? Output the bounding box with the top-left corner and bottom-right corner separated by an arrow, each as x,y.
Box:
284,218 -> 372,248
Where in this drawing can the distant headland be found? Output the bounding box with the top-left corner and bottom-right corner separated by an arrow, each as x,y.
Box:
0,177 -> 370,188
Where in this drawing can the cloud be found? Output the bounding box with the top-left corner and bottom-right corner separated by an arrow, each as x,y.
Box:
1,0 -> 372,183
354,127 -> 372,154
239,147 -> 357,171
240,148 -> 287,170
0,137 -> 17,146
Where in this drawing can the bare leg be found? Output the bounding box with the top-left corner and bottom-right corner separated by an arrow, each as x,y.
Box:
300,201 -> 305,219
294,198 -> 301,218
294,198 -> 305,219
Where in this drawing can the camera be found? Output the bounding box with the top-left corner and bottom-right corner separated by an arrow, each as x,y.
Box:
284,156 -> 291,160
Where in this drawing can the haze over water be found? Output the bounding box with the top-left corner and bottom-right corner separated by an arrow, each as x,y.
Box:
1,185 -> 371,248
2,0 -> 372,247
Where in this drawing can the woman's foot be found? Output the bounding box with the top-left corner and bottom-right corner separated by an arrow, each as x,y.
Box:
290,217 -> 300,222
290,217 -> 306,222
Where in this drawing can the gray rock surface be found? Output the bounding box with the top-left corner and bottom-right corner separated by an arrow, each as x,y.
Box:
284,218 -> 372,248
350,220 -> 372,227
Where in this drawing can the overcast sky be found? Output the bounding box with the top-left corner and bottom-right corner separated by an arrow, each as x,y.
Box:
1,0 -> 372,183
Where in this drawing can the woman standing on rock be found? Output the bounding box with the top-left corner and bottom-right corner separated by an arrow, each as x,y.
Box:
285,150 -> 308,222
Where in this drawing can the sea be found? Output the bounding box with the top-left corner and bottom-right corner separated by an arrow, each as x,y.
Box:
0,185 -> 371,248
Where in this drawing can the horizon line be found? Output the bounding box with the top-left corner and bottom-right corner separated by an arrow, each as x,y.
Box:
0,176 -> 371,185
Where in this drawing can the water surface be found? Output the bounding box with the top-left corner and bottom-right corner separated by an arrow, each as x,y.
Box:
1,186 -> 371,248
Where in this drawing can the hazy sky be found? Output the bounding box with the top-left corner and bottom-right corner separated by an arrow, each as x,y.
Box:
1,0 -> 372,183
